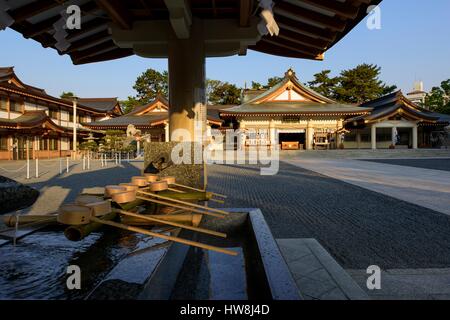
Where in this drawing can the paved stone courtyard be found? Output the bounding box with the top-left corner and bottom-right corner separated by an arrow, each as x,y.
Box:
2,151 -> 450,299
362,158 -> 450,172
207,161 -> 450,270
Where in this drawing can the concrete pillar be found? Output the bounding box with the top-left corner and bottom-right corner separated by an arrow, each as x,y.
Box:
391,127 -> 397,146
371,125 -> 377,150
168,20 -> 206,142
412,125 -> 418,149
72,97 -> 77,153
306,121 -> 314,150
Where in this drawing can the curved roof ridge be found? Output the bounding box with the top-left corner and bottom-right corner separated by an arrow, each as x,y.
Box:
244,68 -> 336,105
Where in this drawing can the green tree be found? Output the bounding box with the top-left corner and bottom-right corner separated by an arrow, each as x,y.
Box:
79,140 -> 98,152
208,81 -> 241,105
334,64 -> 397,103
251,81 -> 263,89
307,70 -> 339,99
424,79 -> 450,114
266,76 -> 283,88
60,91 -> 75,99
120,96 -> 141,114
133,69 -> 168,104
101,130 -> 127,151
206,79 -> 223,104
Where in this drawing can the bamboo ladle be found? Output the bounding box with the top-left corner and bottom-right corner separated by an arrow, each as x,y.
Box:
114,209 -> 226,238
136,195 -> 225,219
138,190 -> 229,216
89,216 -> 237,256
159,176 -> 227,199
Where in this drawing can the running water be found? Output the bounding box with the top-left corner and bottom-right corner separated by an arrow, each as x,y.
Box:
0,227 -> 143,299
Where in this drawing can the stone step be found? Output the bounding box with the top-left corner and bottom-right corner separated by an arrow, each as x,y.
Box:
277,238 -> 369,300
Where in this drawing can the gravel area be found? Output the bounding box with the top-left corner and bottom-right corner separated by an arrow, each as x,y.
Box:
362,158 -> 450,172
207,162 -> 450,270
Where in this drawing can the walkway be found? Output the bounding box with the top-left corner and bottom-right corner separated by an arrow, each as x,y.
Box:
0,159 -> 143,216
284,158 -> 450,216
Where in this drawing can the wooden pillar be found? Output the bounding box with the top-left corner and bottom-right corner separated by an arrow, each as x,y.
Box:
6,96 -> 10,119
168,19 -> 206,142
164,122 -> 170,142
306,121 -> 314,150
391,127 -> 397,146
269,119 -> 276,149
412,125 -> 418,149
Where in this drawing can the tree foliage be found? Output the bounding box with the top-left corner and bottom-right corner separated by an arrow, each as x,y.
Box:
251,81 -> 263,90
207,79 -> 241,105
335,64 -> 397,103
60,91 -> 75,100
307,70 -> 339,99
101,130 -> 127,151
307,64 -> 396,104
133,69 -> 169,104
120,96 -> 141,114
266,76 -> 284,88
423,79 -> 450,114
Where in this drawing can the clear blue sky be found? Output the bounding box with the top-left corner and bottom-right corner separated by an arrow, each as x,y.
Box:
1,0 -> 449,100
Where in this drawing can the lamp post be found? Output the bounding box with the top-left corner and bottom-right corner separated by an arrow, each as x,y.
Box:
72,96 -> 78,157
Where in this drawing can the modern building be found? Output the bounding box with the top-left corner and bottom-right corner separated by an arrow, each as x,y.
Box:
406,81 -> 427,106
0,67 -> 122,160
220,69 -> 450,150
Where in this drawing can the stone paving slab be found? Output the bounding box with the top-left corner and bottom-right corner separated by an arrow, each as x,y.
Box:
347,268 -> 450,300
285,158 -> 450,216
362,158 -> 450,172
281,149 -> 450,160
277,239 -> 369,300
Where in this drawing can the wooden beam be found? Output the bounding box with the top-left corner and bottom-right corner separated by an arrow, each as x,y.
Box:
274,2 -> 348,32
278,28 -> 329,50
9,0 -> 61,23
297,0 -> 360,19
262,37 -> 322,58
164,0 -> 192,39
239,0 -> 252,27
95,0 -> 133,30
22,2 -> 100,39
66,29 -> 111,53
71,40 -> 117,61
275,15 -> 337,42
73,47 -> 133,65
250,40 -> 319,60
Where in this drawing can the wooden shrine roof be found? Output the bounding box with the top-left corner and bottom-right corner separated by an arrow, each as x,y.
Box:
4,0 -> 381,64
346,91 -> 450,125
220,68 -> 371,117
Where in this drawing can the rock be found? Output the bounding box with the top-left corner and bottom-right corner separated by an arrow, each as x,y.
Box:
0,176 -> 39,215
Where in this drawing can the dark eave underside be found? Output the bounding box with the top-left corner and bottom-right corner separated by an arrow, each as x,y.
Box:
6,0 -> 382,64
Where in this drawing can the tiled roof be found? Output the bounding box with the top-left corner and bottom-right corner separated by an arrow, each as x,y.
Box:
221,102 -> 371,115
348,91 -> 447,124
84,113 -> 169,129
77,98 -> 121,114
0,111 -> 64,132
